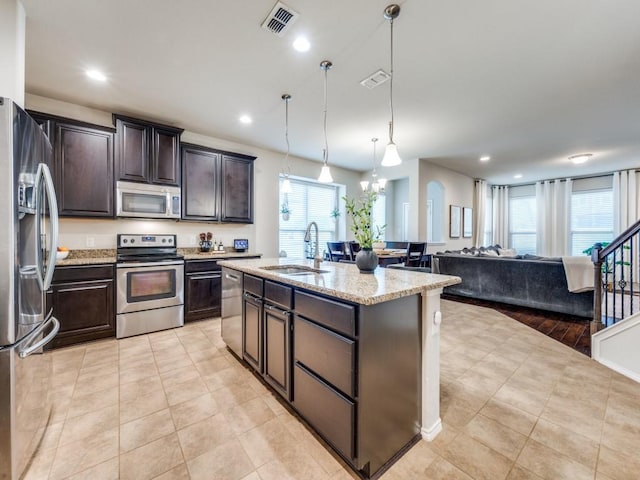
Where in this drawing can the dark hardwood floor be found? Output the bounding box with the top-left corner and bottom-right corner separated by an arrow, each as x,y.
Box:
442,294 -> 591,356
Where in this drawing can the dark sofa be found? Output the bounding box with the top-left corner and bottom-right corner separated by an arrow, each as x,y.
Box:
433,252 -> 594,318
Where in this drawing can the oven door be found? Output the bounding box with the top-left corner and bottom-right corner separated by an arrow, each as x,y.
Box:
116,261 -> 184,314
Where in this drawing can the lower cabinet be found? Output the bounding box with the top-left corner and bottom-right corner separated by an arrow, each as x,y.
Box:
46,264 -> 115,349
233,271 -> 422,479
242,275 -> 293,400
185,260 -> 222,322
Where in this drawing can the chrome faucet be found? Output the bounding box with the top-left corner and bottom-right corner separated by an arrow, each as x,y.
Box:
304,221 -> 322,269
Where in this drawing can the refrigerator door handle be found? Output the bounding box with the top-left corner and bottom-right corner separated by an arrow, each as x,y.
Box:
35,163 -> 59,291
18,315 -> 60,358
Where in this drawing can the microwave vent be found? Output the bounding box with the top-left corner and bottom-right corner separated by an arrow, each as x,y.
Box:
261,2 -> 299,37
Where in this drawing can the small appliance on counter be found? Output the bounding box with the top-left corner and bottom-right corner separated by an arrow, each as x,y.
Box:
234,238 -> 248,252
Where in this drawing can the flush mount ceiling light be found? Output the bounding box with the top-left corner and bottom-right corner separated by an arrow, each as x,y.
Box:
239,115 -> 252,124
85,69 -> 106,82
281,94 -> 292,193
514,174 -> 523,179
381,4 -> 402,167
480,155 -> 491,162
569,153 -> 593,164
292,36 -> 310,52
318,60 -> 334,183
361,138 -> 387,193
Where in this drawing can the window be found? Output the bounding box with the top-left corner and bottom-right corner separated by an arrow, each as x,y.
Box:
371,194 -> 386,241
570,189 -> 613,255
279,177 -> 339,259
509,195 -> 536,254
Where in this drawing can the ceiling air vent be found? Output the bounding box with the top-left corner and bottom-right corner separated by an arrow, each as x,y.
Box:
261,2 -> 299,37
360,69 -> 391,89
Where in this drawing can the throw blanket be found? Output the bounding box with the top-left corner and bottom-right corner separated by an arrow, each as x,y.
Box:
562,256 -> 594,293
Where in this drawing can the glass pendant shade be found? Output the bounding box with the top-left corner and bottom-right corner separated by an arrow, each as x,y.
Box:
281,176 -> 292,193
318,164 -> 333,183
382,141 -> 402,167
378,178 -> 387,190
360,181 -> 370,191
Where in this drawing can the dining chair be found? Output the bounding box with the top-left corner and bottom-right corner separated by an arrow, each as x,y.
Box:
326,241 -> 347,262
405,242 -> 427,267
348,241 -> 361,261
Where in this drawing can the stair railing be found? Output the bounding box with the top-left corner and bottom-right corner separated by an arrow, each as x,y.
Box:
591,219 -> 640,335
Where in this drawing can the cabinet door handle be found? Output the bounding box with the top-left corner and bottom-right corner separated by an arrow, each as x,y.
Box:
265,304 -> 290,317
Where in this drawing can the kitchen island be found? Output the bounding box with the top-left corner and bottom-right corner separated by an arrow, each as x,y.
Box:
218,257 -> 461,479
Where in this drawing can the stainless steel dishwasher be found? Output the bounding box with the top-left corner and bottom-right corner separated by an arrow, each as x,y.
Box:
221,267 -> 243,357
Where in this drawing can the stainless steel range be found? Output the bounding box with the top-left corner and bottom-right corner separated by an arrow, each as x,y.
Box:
116,234 -> 184,338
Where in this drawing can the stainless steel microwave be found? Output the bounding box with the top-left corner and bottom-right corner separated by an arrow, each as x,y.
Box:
116,181 -> 181,219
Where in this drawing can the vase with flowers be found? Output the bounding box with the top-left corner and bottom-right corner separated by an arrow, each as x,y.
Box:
343,190 -> 385,273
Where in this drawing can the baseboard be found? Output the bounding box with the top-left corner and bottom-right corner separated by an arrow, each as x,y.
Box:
421,418 -> 442,441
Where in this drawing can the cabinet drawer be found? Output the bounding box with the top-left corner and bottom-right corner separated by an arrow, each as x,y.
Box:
294,291 -> 355,337
53,264 -> 114,283
293,363 -> 355,460
294,316 -> 355,398
244,274 -> 263,297
185,259 -> 220,273
264,280 -> 292,309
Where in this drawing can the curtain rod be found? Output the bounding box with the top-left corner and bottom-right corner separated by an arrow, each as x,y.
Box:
484,168 -> 640,188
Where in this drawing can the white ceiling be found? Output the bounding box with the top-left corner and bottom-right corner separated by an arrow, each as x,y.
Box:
21,0 -> 640,185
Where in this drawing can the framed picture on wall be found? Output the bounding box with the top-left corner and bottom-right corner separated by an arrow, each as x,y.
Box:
450,205 -> 461,238
463,207 -> 473,238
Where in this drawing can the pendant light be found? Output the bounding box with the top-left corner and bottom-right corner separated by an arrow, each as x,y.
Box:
318,60 -> 334,183
281,93 -> 292,193
381,4 -> 402,167
361,138 -> 387,193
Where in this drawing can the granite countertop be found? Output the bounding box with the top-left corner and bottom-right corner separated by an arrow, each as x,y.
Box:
55,249 -> 116,266
218,257 -> 461,306
54,248 -> 261,266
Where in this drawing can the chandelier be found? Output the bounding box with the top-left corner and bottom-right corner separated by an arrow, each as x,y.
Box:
361,138 -> 387,193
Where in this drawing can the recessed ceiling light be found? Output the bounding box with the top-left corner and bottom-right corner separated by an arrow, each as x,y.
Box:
292,36 -> 310,52
85,69 -> 107,82
479,155 -> 491,162
513,174 -> 523,179
569,153 -> 593,164
239,115 -> 252,124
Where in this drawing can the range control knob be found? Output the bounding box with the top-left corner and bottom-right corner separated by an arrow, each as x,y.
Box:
162,239 -> 166,243
131,239 -> 135,244
123,238 -> 128,243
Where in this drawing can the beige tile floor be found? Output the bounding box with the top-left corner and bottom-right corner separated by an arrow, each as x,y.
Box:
25,300 -> 640,480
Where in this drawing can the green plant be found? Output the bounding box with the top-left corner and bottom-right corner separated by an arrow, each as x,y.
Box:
280,203 -> 290,214
583,242 -> 631,273
330,207 -> 340,219
343,190 -> 386,249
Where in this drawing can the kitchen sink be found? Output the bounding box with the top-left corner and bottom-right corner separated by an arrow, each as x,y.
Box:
260,265 -> 329,275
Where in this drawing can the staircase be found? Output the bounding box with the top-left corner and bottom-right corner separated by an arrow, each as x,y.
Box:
590,219 -> 640,381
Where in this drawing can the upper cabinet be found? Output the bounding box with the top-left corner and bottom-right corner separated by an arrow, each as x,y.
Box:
113,114 -> 183,186
29,111 -> 115,218
181,143 -> 255,223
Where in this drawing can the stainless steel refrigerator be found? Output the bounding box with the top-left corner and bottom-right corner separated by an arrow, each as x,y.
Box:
0,98 -> 61,480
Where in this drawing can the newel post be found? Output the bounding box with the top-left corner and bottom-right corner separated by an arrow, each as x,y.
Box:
591,243 -> 604,336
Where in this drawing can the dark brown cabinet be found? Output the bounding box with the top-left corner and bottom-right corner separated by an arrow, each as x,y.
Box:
185,259 -> 222,322
55,122 -> 115,217
181,143 -> 255,223
28,111 -> 115,218
46,264 -> 115,349
114,114 -> 183,186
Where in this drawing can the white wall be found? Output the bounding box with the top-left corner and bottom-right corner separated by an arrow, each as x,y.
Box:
0,0 -> 26,106
26,94 -> 362,257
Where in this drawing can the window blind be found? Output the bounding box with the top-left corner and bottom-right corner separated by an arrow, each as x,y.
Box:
509,196 -> 536,254
279,178 -> 338,258
570,189 -> 613,255
371,194 -> 386,241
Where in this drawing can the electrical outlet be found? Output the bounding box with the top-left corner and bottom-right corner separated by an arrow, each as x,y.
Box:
86,236 -> 95,248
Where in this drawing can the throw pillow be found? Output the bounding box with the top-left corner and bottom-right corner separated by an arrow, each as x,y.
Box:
483,249 -> 499,256
498,248 -> 518,257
